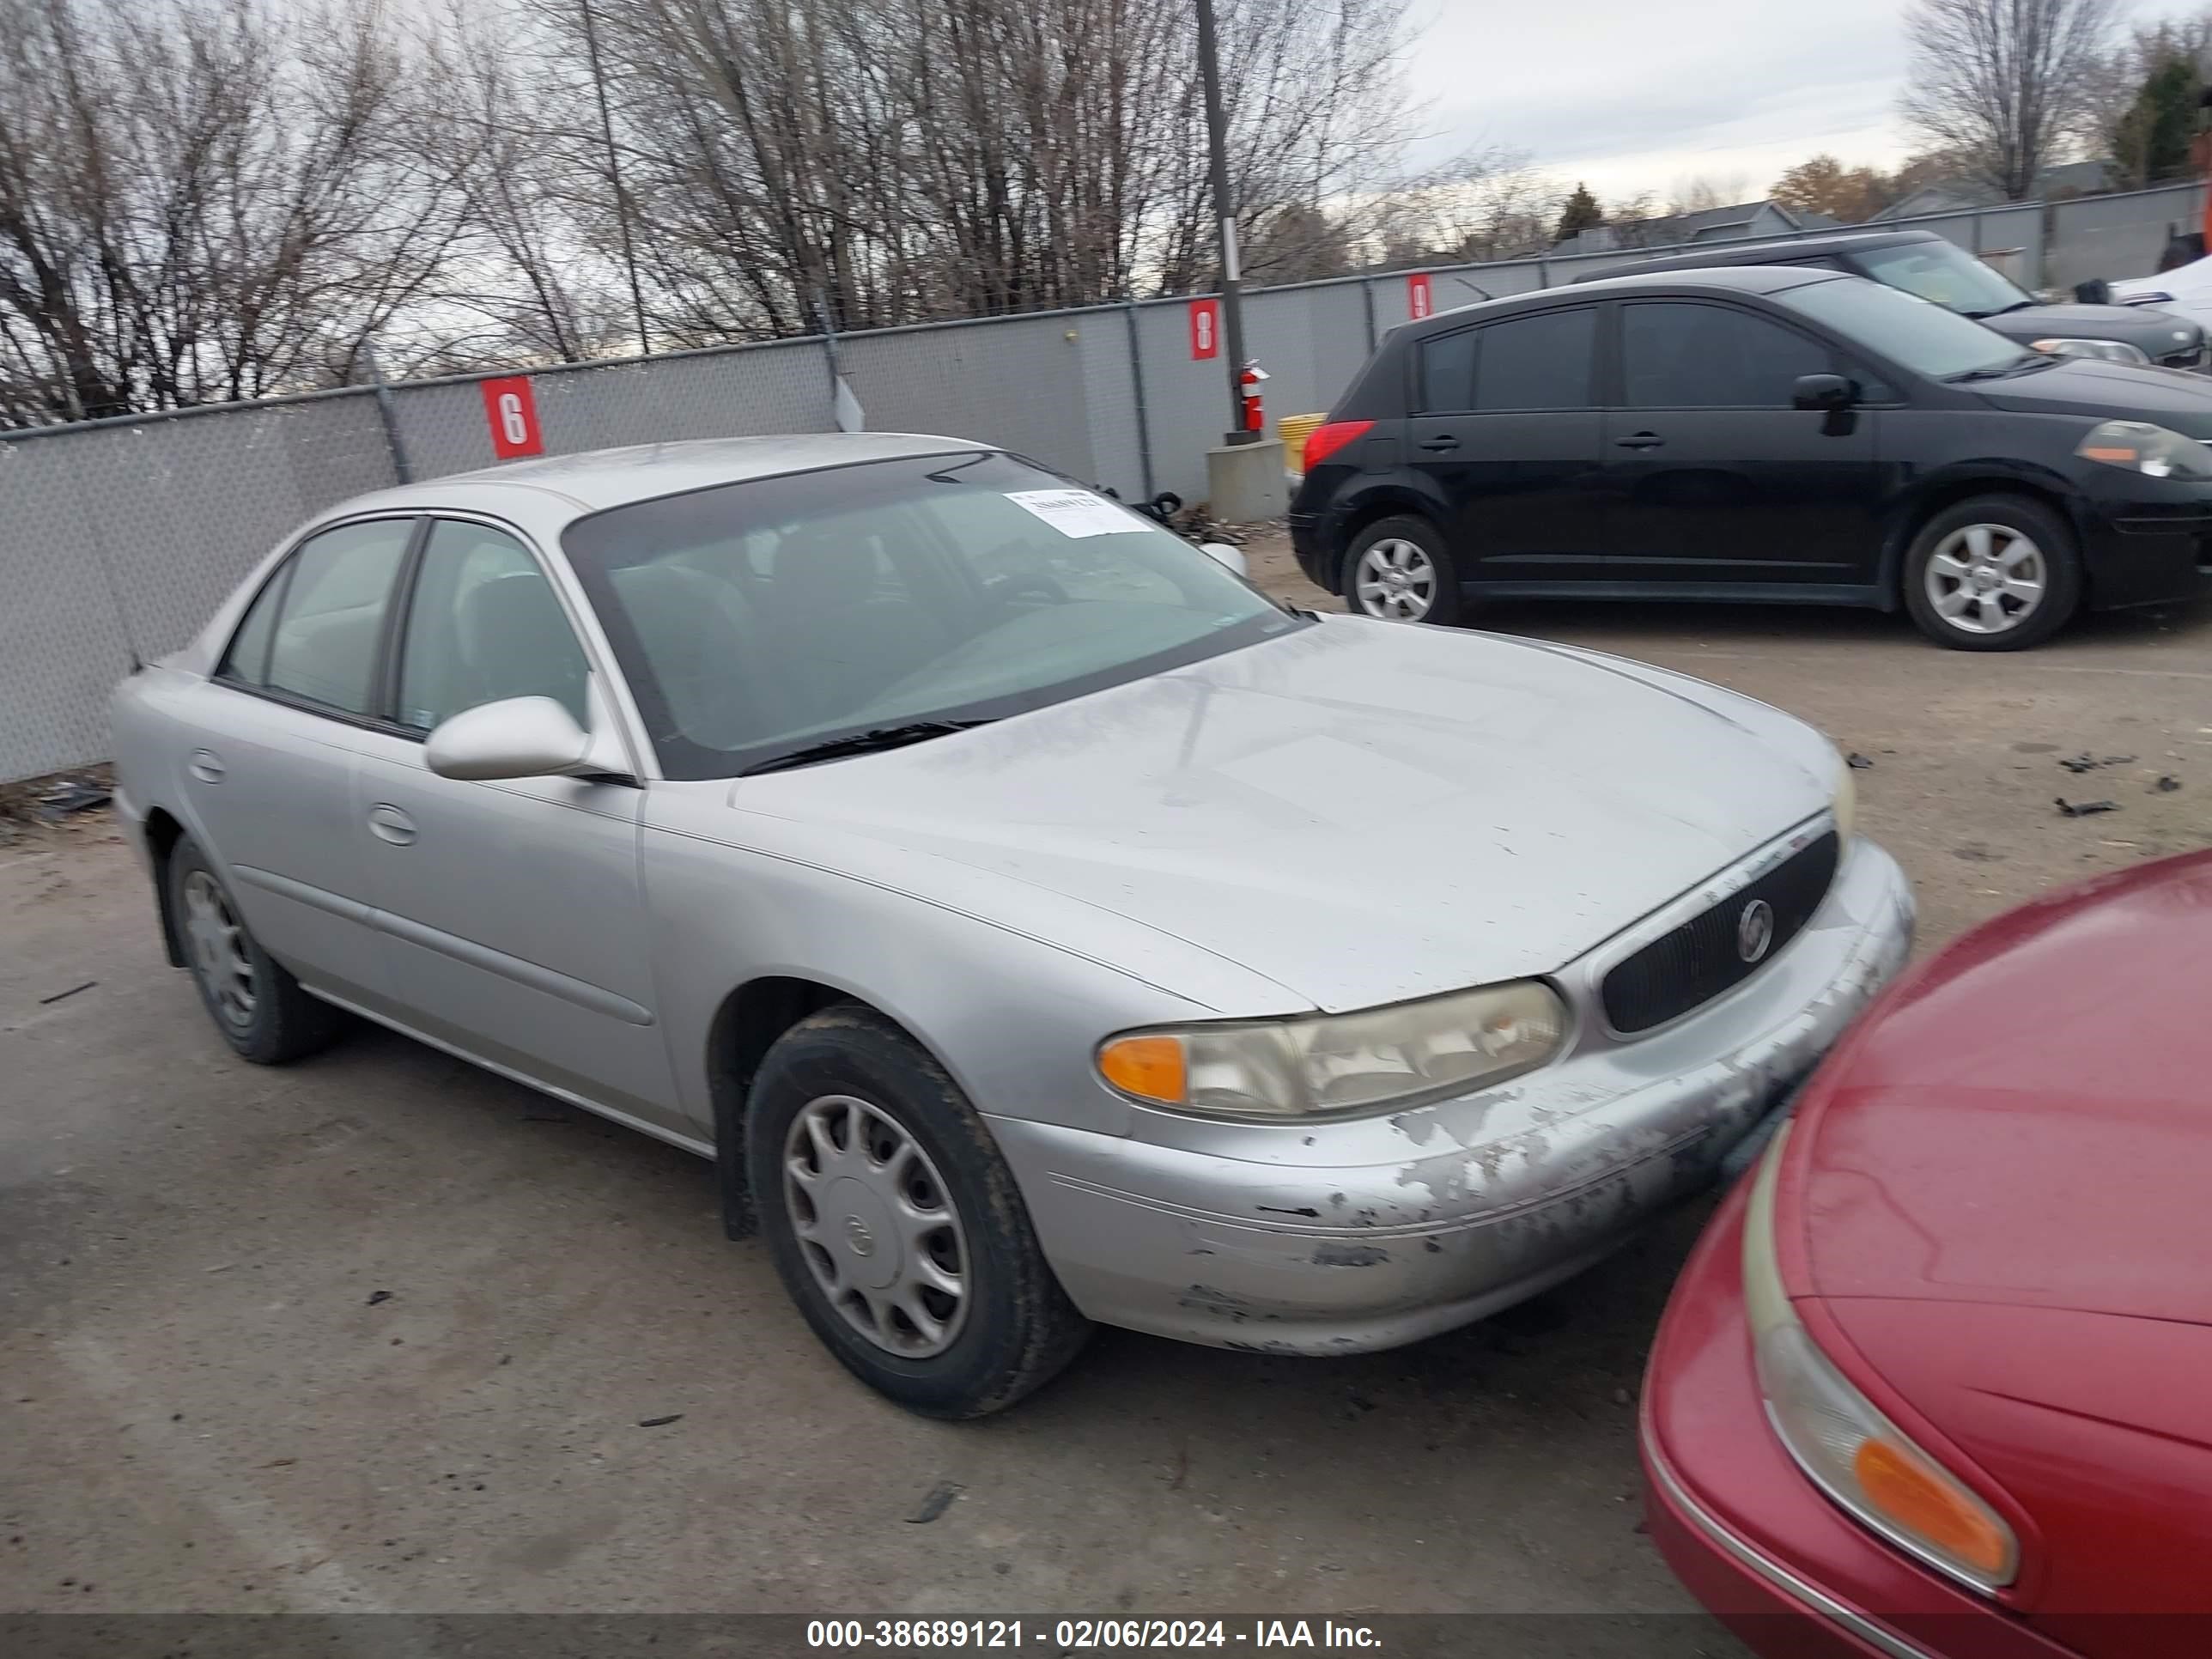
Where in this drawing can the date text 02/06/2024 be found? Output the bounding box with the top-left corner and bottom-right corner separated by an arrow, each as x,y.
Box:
805,1620 -> 1385,1650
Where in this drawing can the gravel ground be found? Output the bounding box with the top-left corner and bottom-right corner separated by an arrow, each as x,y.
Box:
3,557 -> 2208,1643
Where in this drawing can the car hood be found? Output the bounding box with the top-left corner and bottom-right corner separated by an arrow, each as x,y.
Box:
1791,851 -> 2212,1328
731,618 -> 1833,1013
1976,300 -> 2204,356
1971,355 -> 2212,432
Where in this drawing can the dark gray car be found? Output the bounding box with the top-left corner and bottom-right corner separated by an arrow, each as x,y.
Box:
1579,229 -> 2207,370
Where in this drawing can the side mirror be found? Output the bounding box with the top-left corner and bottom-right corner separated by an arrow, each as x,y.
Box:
425,696 -> 592,781
2074,278 -> 2113,306
1791,373 -> 1856,412
1200,541 -> 1248,578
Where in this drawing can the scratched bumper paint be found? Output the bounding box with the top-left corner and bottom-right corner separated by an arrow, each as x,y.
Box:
987,836 -> 1914,1355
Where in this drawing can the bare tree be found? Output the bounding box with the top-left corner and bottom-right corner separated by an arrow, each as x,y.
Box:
1901,0 -> 2120,201
0,0 -> 468,424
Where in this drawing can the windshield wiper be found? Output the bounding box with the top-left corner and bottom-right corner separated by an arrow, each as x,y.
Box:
1946,361 -> 2043,382
739,719 -> 996,776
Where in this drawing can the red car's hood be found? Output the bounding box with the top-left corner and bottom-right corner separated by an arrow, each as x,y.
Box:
1789,850 -> 2212,1328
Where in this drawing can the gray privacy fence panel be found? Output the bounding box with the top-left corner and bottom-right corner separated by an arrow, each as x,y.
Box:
1076,308 -> 1147,501
1241,281 -> 1372,426
0,438 -> 145,779
2046,184 -> 2206,291
394,338 -> 832,479
0,396 -> 398,779
838,313 -> 1103,487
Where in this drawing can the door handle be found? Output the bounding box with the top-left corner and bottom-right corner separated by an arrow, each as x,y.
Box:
1614,433 -> 1665,450
367,804 -> 417,846
1417,435 -> 1461,453
188,750 -> 226,784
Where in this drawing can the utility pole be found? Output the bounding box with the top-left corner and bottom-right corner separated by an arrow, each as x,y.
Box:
580,0 -> 651,358
1194,0 -> 1255,446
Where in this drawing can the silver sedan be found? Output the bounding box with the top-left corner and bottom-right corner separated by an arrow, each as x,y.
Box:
110,434 -> 1913,1416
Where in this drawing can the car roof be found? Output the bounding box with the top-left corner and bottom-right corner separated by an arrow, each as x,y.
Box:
1570,228 -> 1942,282
325,432 -> 987,519
1404,264 -> 1846,335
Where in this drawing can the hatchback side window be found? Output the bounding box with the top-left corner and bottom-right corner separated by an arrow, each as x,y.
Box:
395,520 -> 591,733
260,520 -> 416,715
1418,330 -> 1479,413
1472,308 -> 1596,410
1621,302 -> 1832,409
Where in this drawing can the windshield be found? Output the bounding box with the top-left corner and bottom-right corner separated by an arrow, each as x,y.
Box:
1776,275 -> 2040,381
1852,239 -> 2033,319
562,451 -> 1303,779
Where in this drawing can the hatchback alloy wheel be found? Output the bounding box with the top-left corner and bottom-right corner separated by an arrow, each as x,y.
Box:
1922,523 -> 2046,637
782,1092 -> 971,1357
182,868 -> 258,1028
1353,538 -> 1437,621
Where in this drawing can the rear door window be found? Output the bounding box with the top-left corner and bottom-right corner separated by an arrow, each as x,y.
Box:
1472,308 -> 1597,410
260,520 -> 416,716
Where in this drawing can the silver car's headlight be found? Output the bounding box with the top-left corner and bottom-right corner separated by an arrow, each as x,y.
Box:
2075,419 -> 2212,479
1743,1127 -> 2019,1594
1097,981 -> 1568,1120
2032,337 -> 2148,364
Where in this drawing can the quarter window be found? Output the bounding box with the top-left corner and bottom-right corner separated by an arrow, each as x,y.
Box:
258,520 -> 416,715
395,520 -> 590,733
1418,330 -> 1479,413
1620,302 -> 1832,408
1471,308 -> 1596,411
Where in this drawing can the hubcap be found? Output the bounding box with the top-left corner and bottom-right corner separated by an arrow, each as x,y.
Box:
1353,538 -> 1437,621
182,870 -> 257,1027
1924,524 -> 2045,635
782,1095 -> 970,1357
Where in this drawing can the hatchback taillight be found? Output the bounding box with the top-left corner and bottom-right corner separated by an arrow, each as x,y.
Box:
1302,419 -> 1374,470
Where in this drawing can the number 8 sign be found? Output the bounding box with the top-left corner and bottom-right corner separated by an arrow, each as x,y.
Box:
1188,298 -> 1220,361
479,375 -> 544,459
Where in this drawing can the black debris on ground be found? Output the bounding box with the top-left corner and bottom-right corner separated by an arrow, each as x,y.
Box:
2057,753 -> 2137,774
365,1290 -> 394,1306
636,1413 -> 684,1428
1845,752 -> 1874,769
37,981 -> 96,1006
2154,775 -> 2183,793
906,1481 -> 963,1524
2055,798 -> 2119,817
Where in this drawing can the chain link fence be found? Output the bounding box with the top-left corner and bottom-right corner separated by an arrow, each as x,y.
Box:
4,179 -> 2207,779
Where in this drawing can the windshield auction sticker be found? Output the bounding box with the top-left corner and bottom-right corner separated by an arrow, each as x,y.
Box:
1003,489 -> 1142,538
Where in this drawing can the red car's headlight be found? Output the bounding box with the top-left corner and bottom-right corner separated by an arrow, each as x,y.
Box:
1743,1125 -> 2020,1593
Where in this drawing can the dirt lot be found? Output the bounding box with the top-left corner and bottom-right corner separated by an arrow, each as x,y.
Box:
3,552 -> 2209,1640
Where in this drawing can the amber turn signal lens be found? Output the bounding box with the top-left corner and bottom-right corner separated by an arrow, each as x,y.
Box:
1097,1036 -> 1188,1103
1855,1439 -> 2012,1581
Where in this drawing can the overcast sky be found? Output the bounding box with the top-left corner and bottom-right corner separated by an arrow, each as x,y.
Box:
1400,0 -> 1925,204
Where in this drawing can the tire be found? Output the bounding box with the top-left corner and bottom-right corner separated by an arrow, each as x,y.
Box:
1343,514 -> 1461,625
1902,495 -> 2081,651
167,837 -> 347,1064
745,1005 -> 1092,1418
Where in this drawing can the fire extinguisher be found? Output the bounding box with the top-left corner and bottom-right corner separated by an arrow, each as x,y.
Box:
1239,361 -> 1269,433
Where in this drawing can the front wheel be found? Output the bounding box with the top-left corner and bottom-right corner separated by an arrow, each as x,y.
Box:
1344,515 -> 1461,625
745,1006 -> 1091,1418
1902,496 -> 2081,650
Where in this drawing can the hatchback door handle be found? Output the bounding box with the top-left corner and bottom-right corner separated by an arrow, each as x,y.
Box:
188,750 -> 225,784
1418,435 -> 1461,453
1615,433 -> 1665,450
367,804 -> 417,846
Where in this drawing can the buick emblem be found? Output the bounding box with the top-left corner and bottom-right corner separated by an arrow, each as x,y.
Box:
1736,899 -> 1776,964
843,1216 -> 876,1257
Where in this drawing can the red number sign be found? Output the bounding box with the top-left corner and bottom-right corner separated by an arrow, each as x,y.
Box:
1407,272 -> 1433,320
1189,297 -> 1221,361
480,375 -> 544,459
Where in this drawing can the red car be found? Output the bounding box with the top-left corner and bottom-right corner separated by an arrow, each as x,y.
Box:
1643,850 -> 2212,1659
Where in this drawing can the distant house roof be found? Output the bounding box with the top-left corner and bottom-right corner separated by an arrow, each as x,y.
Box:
1553,199 -> 1810,256
1869,160 -> 2112,222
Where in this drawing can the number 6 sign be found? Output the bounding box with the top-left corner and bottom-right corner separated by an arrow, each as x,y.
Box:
479,375 -> 544,459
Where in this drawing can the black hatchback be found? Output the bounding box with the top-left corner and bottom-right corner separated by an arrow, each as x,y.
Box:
1290,266 -> 2212,648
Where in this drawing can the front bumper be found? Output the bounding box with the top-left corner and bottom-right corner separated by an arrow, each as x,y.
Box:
988,835 -> 1914,1355
2078,484 -> 2212,611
